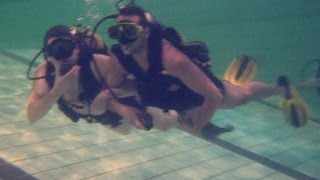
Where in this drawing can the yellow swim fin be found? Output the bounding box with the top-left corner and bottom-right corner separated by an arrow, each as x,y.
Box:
277,75 -> 310,127
224,55 -> 257,85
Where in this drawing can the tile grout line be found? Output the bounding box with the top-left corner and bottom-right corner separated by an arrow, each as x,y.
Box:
202,136 -> 318,180
18,135 -> 195,178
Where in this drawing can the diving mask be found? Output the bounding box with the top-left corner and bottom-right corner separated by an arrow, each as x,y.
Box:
45,38 -> 76,60
108,21 -> 143,44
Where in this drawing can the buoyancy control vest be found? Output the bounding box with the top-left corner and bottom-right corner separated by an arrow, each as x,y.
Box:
112,25 -> 225,112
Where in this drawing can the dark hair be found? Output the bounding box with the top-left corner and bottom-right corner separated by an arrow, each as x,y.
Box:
118,5 -> 150,27
43,25 -> 71,48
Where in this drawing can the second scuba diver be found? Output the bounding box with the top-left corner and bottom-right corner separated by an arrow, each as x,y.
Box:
105,5 -> 320,135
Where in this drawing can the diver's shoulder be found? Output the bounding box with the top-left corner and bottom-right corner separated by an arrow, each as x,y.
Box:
162,39 -> 184,56
93,53 -> 112,61
161,39 -> 193,72
92,53 -> 120,71
162,39 -> 187,61
162,39 -> 174,49
36,61 -> 48,74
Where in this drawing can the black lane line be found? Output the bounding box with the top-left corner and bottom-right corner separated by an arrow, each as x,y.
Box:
257,100 -> 320,124
200,136 -> 317,180
0,158 -> 38,180
0,49 -> 34,66
1,49 -> 318,179
0,49 -> 39,179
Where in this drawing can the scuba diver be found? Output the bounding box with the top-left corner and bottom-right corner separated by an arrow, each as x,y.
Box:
26,24 -> 178,135
101,4 -> 320,135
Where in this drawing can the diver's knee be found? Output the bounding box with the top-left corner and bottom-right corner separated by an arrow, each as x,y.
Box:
229,86 -> 252,106
155,125 -> 174,131
149,108 -> 178,131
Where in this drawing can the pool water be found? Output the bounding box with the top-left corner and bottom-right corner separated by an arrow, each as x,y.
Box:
0,0 -> 319,179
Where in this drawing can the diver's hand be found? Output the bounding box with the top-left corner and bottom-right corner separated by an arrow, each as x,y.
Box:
178,113 -> 202,135
126,108 -> 146,130
122,107 -> 150,130
54,65 -> 80,94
